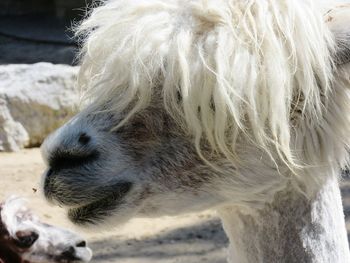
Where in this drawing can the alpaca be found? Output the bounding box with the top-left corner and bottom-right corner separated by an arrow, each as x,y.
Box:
41,0 -> 350,262
0,196 -> 92,263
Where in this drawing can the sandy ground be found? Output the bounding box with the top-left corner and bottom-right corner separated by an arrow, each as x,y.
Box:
1,149 -> 350,263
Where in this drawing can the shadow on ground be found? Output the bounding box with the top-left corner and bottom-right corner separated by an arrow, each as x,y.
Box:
341,174 -> 350,242
91,219 -> 228,263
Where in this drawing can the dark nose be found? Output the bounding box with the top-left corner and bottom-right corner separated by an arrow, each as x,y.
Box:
47,132 -> 99,170
78,132 -> 91,145
61,240 -> 87,261
76,241 -> 87,247
61,246 -> 79,261
14,231 -> 39,248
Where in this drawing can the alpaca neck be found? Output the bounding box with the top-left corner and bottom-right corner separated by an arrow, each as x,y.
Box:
218,175 -> 350,263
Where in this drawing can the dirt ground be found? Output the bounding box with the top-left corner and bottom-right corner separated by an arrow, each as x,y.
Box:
0,149 -> 349,263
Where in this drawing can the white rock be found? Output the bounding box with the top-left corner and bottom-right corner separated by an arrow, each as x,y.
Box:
0,63 -> 79,151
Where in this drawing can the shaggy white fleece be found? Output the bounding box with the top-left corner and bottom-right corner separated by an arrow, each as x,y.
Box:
75,0 -> 340,175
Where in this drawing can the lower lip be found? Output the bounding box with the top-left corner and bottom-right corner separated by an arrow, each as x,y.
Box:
43,169 -> 55,201
67,182 -> 132,225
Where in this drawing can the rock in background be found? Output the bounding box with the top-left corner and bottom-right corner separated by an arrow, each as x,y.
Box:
0,1 -> 91,151
0,63 -> 79,151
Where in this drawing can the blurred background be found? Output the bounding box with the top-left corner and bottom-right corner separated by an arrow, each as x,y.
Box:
0,0 -> 92,64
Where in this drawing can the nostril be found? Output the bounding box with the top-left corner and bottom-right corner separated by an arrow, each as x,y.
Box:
68,246 -> 75,253
78,132 -> 91,145
48,150 -> 99,170
15,231 -> 39,248
61,246 -> 78,261
76,240 -> 87,247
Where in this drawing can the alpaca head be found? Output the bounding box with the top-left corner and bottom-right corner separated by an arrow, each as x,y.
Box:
41,0 -> 350,227
0,197 -> 92,263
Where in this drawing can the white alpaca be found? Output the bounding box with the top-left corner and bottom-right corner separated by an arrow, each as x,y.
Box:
41,0 -> 350,262
0,196 -> 92,263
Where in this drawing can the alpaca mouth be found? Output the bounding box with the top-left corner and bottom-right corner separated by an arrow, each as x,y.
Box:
67,182 -> 132,225
53,247 -> 92,263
